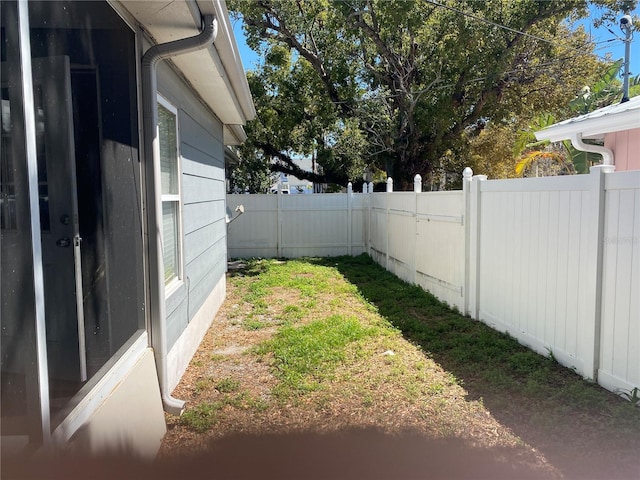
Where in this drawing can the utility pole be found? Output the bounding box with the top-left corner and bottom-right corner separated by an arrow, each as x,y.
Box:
620,14 -> 633,103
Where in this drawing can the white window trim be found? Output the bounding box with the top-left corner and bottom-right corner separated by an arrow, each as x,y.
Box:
157,94 -> 184,295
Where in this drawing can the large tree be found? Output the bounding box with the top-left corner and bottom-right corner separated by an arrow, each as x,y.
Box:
231,0 -> 637,190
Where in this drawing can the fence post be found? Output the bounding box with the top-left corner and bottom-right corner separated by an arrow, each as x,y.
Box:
277,183 -> 283,257
386,178 -> 393,269
367,182 -> 373,256
582,164 -> 615,381
468,173 -> 487,320
347,182 -> 353,256
462,167 -> 473,317
413,175 -> 422,285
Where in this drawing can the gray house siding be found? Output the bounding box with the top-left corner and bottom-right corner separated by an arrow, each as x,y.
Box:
157,65 -> 228,350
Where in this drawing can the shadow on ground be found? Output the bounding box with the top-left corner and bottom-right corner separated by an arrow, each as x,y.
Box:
322,255 -> 640,480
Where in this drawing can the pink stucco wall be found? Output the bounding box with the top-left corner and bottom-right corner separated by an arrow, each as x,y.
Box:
605,127 -> 640,171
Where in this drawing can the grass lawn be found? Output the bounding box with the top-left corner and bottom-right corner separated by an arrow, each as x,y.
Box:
159,255 -> 640,479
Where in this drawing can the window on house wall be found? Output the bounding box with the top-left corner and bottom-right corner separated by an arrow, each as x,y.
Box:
157,96 -> 182,287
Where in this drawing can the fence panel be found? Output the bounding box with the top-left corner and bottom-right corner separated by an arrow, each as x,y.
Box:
227,194 -> 278,258
477,176 -> 592,375
387,193 -> 417,284
598,171 -> 640,394
414,192 -> 465,312
369,194 -> 389,266
227,192 -> 365,259
280,194 -> 348,257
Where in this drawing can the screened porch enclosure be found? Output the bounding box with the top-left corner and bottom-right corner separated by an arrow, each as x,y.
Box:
1,0 -> 144,449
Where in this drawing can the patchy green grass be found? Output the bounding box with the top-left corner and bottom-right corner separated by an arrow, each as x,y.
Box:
215,377 -> 241,393
255,315 -> 378,398
181,392 -> 260,433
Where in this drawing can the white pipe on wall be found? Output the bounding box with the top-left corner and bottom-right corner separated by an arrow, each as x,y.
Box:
570,132 -> 615,167
141,14 -> 218,416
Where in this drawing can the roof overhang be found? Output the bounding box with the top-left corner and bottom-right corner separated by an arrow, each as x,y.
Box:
535,96 -> 640,143
121,0 -> 255,144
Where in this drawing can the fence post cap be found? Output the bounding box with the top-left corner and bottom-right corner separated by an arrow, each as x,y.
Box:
413,174 -> 422,193
463,167 -> 473,179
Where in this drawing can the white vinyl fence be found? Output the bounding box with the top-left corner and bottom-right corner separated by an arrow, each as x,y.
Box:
227,166 -> 640,396
227,187 -> 366,259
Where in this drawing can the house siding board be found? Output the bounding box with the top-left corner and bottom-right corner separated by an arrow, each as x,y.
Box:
183,175 -> 226,204
184,218 -> 226,265
166,298 -> 189,350
182,143 -> 224,178
606,128 -> 640,171
187,257 -> 227,324
158,65 -> 227,352
183,200 -> 226,234
166,282 -> 187,318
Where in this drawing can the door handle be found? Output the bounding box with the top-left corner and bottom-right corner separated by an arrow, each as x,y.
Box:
56,237 -> 71,248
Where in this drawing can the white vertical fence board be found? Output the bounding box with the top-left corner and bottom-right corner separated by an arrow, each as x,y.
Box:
577,189 -> 592,370
564,191 -> 582,358
554,191 -> 571,356
600,190 -> 619,381
545,191 -> 560,348
612,190 -> 633,380
505,192 -> 517,331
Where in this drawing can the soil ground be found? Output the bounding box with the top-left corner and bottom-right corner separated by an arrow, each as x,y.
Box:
157,258 -> 640,480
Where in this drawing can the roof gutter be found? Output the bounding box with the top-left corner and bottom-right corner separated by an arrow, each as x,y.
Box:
570,132 -> 614,167
141,14 -> 218,416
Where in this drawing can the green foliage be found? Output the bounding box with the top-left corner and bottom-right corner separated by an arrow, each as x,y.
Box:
618,387 -> 640,406
230,0 -> 633,188
227,150 -> 274,193
569,59 -> 639,114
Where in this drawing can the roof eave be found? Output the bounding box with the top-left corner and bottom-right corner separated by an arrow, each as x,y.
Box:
535,101 -> 640,142
121,0 -> 255,130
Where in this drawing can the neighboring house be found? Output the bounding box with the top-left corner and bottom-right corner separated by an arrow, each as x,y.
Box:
270,158 -> 319,194
1,0 -> 254,458
271,173 -> 292,194
535,96 -> 640,171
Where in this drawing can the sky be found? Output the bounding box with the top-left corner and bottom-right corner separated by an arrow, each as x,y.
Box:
231,6 -> 639,83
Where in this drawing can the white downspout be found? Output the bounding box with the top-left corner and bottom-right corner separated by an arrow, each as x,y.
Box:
141,14 -> 218,416
570,132 -> 614,167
